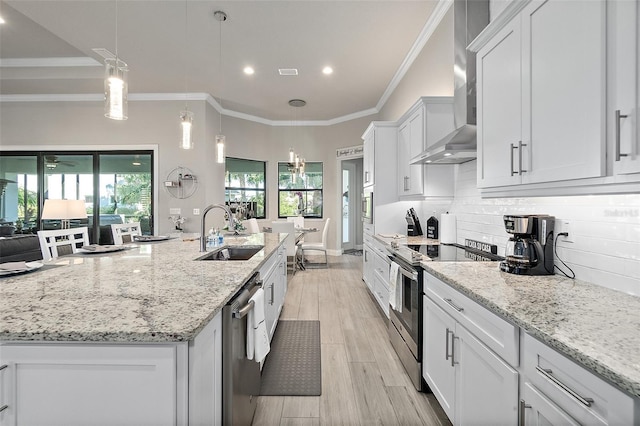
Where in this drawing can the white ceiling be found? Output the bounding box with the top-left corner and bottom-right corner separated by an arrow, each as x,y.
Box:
0,1 -> 443,122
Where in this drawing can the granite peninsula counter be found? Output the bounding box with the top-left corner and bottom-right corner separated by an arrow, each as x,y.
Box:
422,261 -> 640,399
0,232 -> 285,343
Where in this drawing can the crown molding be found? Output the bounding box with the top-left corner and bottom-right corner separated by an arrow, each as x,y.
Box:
376,0 -> 453,111
0,57 -> 101,68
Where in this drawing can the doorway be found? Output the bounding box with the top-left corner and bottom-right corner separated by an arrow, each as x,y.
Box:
340,158 -> 363,253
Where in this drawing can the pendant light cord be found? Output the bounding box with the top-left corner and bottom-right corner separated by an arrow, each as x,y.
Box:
218,14 -> 223,134
114,0 -> 118,58
184,0 -> 188,109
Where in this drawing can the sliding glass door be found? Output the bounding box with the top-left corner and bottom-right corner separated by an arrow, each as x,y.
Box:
0,151 -> 153,243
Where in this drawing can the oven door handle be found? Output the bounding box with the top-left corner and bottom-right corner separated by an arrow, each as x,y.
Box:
394,263 -> 418,281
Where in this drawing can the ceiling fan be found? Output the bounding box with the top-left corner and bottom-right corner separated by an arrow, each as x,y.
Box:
45,155 -> 77,169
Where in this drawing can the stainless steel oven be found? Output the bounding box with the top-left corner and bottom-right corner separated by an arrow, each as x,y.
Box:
388,253 -> 424,391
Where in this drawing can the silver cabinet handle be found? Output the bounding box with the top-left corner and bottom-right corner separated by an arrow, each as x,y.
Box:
510,143 -> 517,176
536,366 -> 594,407
451,335 -> 458,366
444,298 -> 464,312
270,283 -> 275,305
615,110 -> 629,161
364,171 -> 370,183
404,176 -> 410,191
0,404 -> 8,413
445,328 -> 453,362
519,400 -> 531,426
518,141 -> 527,174
0,364 -> 7,371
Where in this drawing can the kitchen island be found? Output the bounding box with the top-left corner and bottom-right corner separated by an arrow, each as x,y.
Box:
0,232 -> 286,425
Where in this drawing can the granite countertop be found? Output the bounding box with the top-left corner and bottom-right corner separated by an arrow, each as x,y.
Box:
421,261 -> 640,399
0,233 -> 284,343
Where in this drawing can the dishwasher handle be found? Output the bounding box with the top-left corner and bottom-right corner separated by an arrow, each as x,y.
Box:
232,273 -> 263,319
234,300 -> 255,319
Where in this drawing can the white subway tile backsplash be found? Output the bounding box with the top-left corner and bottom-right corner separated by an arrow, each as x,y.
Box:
433,160 -> 640,295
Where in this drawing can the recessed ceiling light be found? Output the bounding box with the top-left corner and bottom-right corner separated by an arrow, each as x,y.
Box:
279,68 -> 298,76
443,153 -> 452,157
243,66 -> 254,75
0,16 -> 6,24
322,66 -> 333,75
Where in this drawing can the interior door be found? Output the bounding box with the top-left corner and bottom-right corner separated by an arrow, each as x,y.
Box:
341,158 -> 362,252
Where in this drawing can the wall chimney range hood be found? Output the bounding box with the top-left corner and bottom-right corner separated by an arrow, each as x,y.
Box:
411,0 -> 489,165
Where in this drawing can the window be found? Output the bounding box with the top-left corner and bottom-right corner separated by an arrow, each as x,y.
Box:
0,151 -> 154,243
278,162 -> 323,218
225,157 -> 266,219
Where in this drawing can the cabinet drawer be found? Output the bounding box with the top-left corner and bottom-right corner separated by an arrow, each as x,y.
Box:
523,333 -> 636,426
424,273 -> 519,366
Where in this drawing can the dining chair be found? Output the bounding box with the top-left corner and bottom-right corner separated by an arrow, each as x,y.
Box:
37,227 -> 90,261
111,222 -> 142,245
271,221 -> 298,275
244,218 -> 260,234
300,218 -> 330,267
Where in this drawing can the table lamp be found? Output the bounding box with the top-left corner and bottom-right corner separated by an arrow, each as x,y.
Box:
41,199 -> 87,229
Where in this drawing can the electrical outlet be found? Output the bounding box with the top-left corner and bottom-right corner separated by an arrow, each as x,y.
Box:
558,220 -> 574,243
170,208 -> 181,215
193,208 -> 200,215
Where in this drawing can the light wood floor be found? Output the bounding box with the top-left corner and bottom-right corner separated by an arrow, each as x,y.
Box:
253,254 -> 452,426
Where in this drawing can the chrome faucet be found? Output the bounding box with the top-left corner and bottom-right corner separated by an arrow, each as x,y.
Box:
200,203 -> 236,252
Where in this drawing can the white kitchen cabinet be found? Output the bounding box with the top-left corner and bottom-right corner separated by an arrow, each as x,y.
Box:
521,382 -> 581,426
362,236 -> 390,317
423,296 -> 519,425
397,97 -> 455,199
0,343 -> 187,426
476,0 -> 606,188
609,0 -> 640,176
363,127 -> 375,187
522,333 -> 638,426
261,244 -> 287,340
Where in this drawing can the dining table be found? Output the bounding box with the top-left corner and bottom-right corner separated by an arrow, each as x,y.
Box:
262,226 -> 319,269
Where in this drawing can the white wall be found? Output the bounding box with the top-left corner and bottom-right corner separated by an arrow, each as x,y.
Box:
444,161 -> 640,295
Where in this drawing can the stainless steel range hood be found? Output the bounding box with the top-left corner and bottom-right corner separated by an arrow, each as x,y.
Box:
411,0 -> 489,165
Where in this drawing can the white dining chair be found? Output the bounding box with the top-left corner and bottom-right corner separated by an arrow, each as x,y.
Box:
300,218 -> 330,267
37,227 -> 90,261
271,221 -> 298,275
244,218 -> 260,234
111,222 -> 142,245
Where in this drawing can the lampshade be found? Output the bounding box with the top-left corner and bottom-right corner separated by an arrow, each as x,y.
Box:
42,199 -> 87,229
104,57 -> 128,120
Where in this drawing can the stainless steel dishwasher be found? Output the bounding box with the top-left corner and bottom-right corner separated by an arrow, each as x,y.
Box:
222,272 -> 262,425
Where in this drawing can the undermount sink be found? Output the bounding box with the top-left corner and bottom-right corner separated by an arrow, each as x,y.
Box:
196,245 -> 264,261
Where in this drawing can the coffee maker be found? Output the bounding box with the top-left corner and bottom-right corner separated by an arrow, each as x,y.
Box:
500,215 -> 555,275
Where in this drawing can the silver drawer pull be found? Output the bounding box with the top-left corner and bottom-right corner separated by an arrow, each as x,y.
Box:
615,110 -> 629,161
444,298 -> 464,312
519,400 -> 531,426
536,366 -> 594,407
0,404 -> 7,413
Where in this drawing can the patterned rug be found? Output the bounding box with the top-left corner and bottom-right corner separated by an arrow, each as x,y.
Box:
260,320 -> 321,396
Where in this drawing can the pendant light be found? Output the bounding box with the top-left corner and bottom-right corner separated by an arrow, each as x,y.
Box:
214,10 -> 227,164
104,0 -> 128,120
179,0 -> 193,149
287,99 -> 306,178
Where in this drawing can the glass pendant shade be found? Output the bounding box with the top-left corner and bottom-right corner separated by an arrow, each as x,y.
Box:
216,135 -> 226,163
180,110 -> 194,150
104,58 -> 128,120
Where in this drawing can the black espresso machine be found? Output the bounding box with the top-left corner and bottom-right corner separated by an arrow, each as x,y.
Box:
405,208 -> 423,236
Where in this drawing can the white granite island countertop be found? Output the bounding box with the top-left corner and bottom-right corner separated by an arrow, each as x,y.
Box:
422,261 -> 640,399
0,233 -> 284,343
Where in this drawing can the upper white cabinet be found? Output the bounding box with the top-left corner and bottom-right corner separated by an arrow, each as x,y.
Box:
609,0 -> 640,176
363,128 -> 375,187
362,121 -> 397,195
397,97 -> 456,199
477,0 -> 606,189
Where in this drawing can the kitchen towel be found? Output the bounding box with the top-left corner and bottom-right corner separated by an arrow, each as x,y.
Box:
246,288 -> 270,363
389,261 -> 402,313
440,213 -> 457,244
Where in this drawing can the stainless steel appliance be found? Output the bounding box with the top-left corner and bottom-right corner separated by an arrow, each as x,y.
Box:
362,190 -> 373,224
389,240 -> 503,391
222,272 -> 262,425
500,215 -> 555,275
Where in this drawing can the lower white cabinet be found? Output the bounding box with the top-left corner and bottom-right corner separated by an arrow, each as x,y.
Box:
0,343 -> 187,426
521,382 -> 581,426
522,333 -> 638,426
362,238 -> 390,317
261,245 -> 287,339
423,296 -> 519,425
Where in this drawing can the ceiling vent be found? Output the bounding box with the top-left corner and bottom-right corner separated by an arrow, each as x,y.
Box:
279,68 -> 299,76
